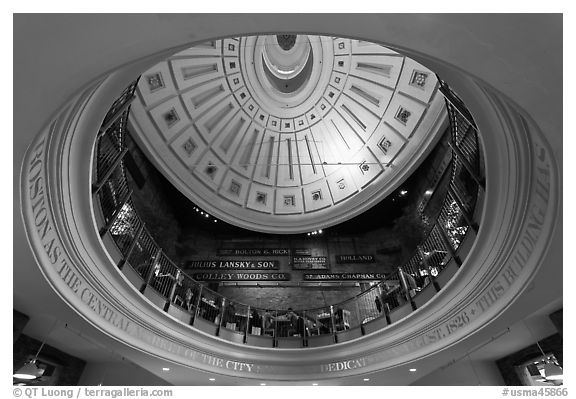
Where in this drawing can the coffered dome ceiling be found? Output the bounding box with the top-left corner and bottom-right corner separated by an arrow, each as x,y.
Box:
128,35 -> 447,233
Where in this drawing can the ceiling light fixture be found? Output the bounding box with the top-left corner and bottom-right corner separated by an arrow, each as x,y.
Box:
312,383 -> 318,386
13,320 -> 58,380
260,383 -> 266,386
363,378 -> 370,381
543,362 -> 563,380
409,368 -> 417,372
162,367 -> 170,371
524,320 -> 563,381
209,377 -> 216,381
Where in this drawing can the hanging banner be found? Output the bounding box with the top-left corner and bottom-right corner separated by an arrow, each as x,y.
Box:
335,255 -> 376,264
304,273 -> 386,281
193,272 -> 290,281
184,260 -> 279,270
292,256 -> 328,270
216,248 -> 291,256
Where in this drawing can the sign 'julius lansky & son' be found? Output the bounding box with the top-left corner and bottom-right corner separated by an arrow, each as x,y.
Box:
185,260 -> 279,269
335,255 -> 375,264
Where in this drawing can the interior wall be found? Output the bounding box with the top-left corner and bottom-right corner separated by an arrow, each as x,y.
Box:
78,361 -> 169,386
411,358 -> 505,386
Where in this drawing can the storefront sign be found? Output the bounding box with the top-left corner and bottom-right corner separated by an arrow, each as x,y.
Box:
292,256 -> 328,269
185,260 -> 279,269
304,273 -> 386,280
217,248 -> 290,256
335,255 -> 376,264
193,272 -> 290,281
293,248 -> 312,256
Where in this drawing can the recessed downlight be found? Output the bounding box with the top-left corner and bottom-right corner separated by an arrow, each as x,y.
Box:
209,377 -> 216,381
312,383 -> 318,386
409,368 -> 417,372
363,378 -> 370,381
162,367 -> 170,371
260,383 -> 266,386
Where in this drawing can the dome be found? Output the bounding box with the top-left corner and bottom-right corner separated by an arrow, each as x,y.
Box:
129,35 -> 446,233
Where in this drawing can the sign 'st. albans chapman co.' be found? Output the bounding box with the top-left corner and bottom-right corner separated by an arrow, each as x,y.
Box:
304,273 -> 386,281
217,248 -> 290,256
185,260 -> 279,269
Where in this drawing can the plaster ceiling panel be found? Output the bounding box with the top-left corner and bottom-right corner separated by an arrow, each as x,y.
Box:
304,108 -> 321,127
349,55 -> 404,90
255,109 -> 270,128
274,187 -> 304,215
194,97 -> 239,143
322,110 -> 364,153
210,113 -> 250,162
246,183 -> 275,214
397,58 -> 439,104
179,79 -> 231,119
172,40 -> 221,57
148,97 -> 191,142
333,38 -> 351,56
223,56 -> 240,75
192,150 -> 226,189
169,125 -> 207,169
170,57 -> 224,91
344,75 -> 394,117
138,62 -> 177,107
232,87 -> 250,107
323,85 -> 341,106
222,38 -> 239,57
252,132 -> 279,186
382,93 -> 428,139
226,72 -> 245,93
333,55 -> 350,75
398,91 -> 447,157
218,170 -> 250,206
294,115 -> 308,131
351,40 -> 400,55
267,116 -> 282,132
276,134 -> 302,187
326,167 -> 358,204
316,98 -> 332,118
296,130 -> 326,185
308,120 -> 344,176
329,71 -> 347,91
334,95 -> 381,142
347,148 -> 385,189
242,98 -> 259,118
280,118 -> 295,133
229,123 -> 264,178
303,179 -> 332,212
366,122 -> 406,165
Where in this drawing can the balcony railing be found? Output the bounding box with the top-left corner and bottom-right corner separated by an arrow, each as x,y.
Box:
92,77 -> 484,348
